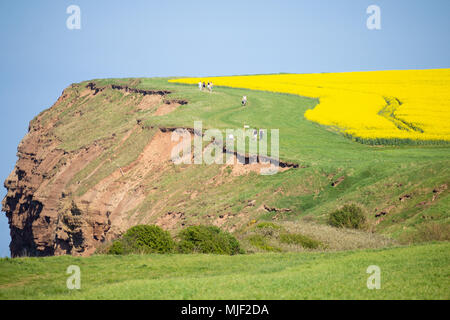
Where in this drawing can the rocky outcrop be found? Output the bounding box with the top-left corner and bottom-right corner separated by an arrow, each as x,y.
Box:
2,92 -> 109,256
86,82 -> 171,96
1,82 -> 175,257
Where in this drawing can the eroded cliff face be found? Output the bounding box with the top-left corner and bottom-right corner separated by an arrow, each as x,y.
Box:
2,80 -> 292,257
2,82 -> 184,257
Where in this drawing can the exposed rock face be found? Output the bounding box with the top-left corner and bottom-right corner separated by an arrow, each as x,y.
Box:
2,82 -> 180,257
3,91 -> 106,256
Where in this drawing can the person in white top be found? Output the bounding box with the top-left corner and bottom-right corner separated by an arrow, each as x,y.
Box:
242,96 -> 247,106
198,81 -> 202,91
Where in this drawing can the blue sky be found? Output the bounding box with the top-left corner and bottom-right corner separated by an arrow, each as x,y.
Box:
0,0 -> 449,257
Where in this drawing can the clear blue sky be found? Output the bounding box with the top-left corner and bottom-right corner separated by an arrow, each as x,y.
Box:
0,0 -> 449,257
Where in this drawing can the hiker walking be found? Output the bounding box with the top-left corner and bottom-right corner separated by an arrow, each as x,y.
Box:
253,129 -> 258,140
207,82 -> 211,93
259,129 -> 264,139
242,95 -> 247,106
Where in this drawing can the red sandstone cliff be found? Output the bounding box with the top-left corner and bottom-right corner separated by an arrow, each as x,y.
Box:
2,82 -> 184,257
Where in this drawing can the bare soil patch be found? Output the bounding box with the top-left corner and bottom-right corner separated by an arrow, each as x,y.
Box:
153,100 -> 188,116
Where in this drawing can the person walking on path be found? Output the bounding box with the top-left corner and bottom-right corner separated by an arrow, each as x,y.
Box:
242,95 -> 247,106
198,81 -> 203,91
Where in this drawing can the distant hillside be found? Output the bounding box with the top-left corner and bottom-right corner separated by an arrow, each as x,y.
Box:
2,77 -> 449,257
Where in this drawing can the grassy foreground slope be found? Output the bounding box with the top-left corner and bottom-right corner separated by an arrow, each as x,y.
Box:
0,243 -> 448,299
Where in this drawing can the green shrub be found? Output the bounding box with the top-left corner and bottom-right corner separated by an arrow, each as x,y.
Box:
328,204 -> 366,229
177,225 -> 243,255
120,225 -> 175,254
279,233 -> 322,249
108,240 -> 124,255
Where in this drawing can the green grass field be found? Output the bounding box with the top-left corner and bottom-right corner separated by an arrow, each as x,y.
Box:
1,243 -> 448,299
3,77 -> 449,299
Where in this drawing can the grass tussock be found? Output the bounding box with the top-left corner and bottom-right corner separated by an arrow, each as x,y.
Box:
242,221 -> 327,253
247,234 -> 283,252
279,233 -> 323,249
399,223 -> 450,244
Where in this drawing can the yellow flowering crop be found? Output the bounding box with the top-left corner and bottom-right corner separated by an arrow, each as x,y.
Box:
170,69 -> 450,142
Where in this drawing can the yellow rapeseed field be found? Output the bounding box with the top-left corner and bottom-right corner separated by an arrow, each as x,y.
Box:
170,69 -> 450,142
